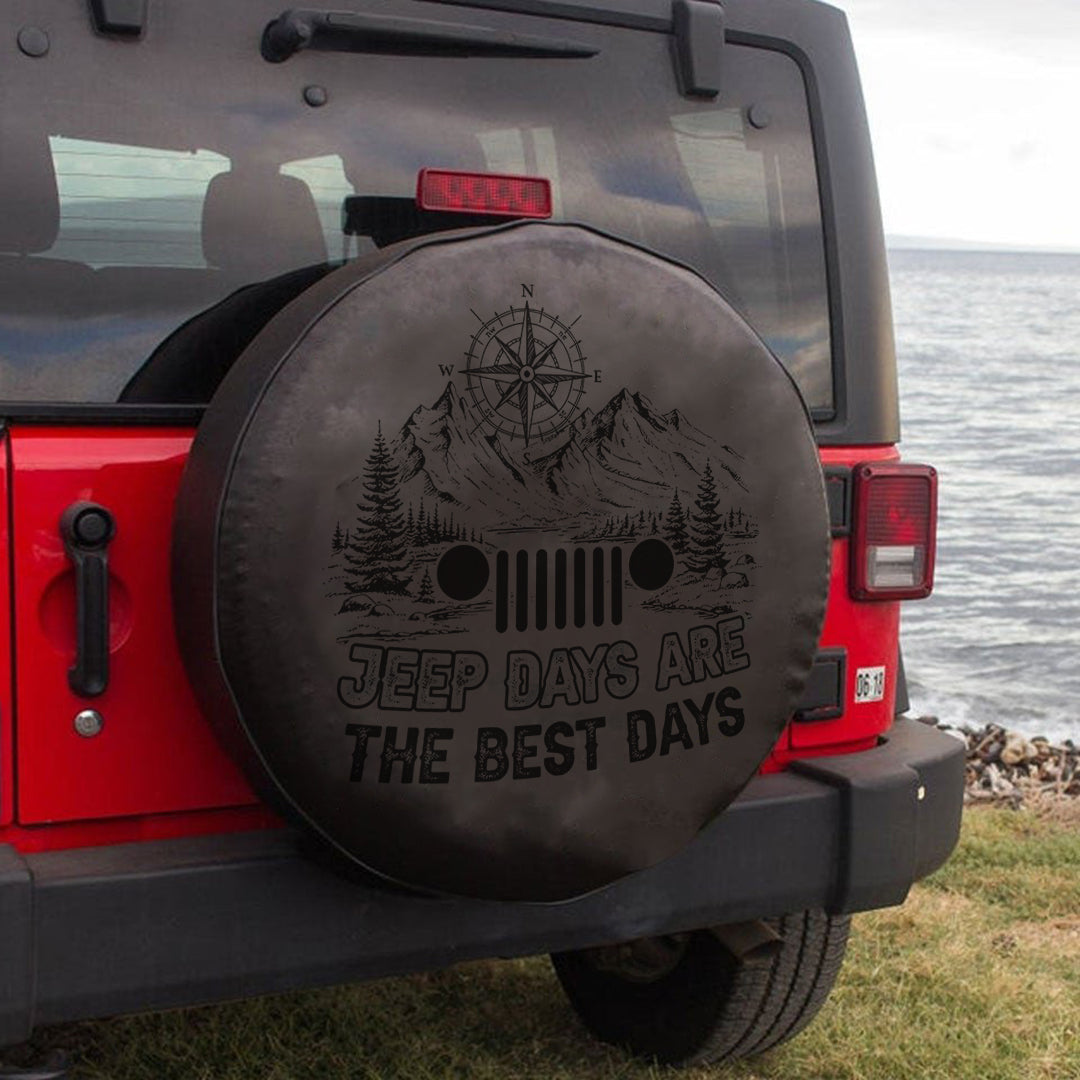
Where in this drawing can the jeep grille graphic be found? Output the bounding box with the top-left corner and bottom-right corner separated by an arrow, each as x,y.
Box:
495,547 -> 624,633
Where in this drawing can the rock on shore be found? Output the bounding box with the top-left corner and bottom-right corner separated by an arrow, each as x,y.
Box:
915,718 -> 1079,806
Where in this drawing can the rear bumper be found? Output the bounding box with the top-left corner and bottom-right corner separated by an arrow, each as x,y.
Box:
0,717 -> 963,1044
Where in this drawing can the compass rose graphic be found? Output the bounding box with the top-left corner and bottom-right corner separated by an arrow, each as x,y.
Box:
463,301 -> 590,446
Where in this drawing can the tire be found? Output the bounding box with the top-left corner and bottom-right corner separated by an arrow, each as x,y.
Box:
551,910 -> 850,1066
173,222 -> 830,901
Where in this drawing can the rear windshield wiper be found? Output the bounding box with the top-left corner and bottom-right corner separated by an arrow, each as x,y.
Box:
261,8 -> 600,61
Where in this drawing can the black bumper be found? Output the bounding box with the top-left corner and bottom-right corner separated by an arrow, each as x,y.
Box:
0,717 -> 963,1044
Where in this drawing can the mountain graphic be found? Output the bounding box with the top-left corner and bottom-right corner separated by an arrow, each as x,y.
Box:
386,382 -> 747,530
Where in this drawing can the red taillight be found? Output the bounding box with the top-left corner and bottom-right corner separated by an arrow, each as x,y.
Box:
416,168 -> 552,219
851,463 -> 938,600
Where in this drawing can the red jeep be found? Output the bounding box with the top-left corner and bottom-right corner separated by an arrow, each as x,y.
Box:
0,0 -> 961,1067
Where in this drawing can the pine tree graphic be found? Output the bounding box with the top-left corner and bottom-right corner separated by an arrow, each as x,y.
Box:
331,521 -> 345,553
415,501 -> 427,548
416,567 -> 435,603
664,490 -> 689,555
343,423 -> 410,594
687,463 -> 728,576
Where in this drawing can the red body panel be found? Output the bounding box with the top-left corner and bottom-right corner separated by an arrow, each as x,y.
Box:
0,435 -> 13,827
1,431 -> 907,851
768,444 -> 903,767
8,429 -> 255,826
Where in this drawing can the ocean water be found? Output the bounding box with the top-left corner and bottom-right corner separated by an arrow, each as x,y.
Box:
888,248 -> 1080,743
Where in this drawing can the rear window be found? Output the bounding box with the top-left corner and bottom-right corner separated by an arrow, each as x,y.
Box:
0,2 -> 831,412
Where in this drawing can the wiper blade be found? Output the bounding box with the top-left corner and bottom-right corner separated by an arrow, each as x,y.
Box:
261,8 -> 600,61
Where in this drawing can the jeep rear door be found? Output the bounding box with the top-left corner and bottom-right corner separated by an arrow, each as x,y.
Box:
0,0 -> 839,826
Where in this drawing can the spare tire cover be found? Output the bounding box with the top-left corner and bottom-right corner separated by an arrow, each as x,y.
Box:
174,223 -> 829,902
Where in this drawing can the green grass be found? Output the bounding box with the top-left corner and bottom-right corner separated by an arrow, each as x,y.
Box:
8,803 -> 1079,1080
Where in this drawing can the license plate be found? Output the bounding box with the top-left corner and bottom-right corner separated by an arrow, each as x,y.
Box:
854,665 -> 886,703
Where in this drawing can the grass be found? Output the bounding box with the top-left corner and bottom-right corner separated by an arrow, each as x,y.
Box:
8,801 -> 1079,1080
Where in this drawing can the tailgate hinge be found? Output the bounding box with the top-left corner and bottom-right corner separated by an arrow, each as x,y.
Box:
672,0 -> 724,98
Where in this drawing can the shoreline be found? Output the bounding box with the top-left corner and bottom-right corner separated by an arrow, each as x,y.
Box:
912,716 -> 1079,806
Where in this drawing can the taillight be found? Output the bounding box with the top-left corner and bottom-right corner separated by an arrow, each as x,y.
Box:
416,168 -> 552,219
850,463 -> 937,600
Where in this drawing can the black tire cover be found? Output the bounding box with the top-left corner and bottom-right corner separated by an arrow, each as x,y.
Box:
173,223 -> 829,902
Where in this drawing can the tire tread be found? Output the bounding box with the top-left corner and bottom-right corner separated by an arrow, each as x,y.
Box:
552,908 -> 850,1067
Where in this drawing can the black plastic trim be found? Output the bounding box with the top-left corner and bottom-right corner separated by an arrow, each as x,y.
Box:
0,719 -> 962,1045
824,465 -> 851,536
789,718 -> 963,911
343,196 -> 537,246
88,0 -> 146,37
671,0 -> 724,98
793,647 -> 845,722
0,405 -> 204,426
895,647 -> 909,715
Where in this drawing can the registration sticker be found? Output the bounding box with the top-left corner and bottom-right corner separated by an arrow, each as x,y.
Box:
854,665 -> 886,703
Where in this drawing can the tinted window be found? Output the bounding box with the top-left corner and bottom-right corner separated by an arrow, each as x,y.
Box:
0,2 -> 830,410
48,139 -> 229,268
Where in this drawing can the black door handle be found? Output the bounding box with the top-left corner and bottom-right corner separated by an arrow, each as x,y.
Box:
60,502 -> 116,698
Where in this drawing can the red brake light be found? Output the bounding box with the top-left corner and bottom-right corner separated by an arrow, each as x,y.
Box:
416,169 -> 552,219
851,463 -> 938,600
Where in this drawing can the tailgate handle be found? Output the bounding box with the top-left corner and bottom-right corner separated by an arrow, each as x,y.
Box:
60,502 -> 117,699
672,0 -> 724,98
261,8 -> 599,62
